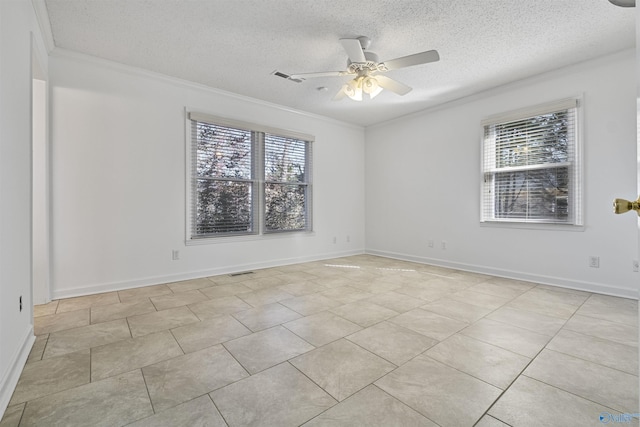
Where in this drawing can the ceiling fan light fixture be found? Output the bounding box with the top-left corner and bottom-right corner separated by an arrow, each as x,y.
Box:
362,76 -> 383,99
345,78 -> 363,101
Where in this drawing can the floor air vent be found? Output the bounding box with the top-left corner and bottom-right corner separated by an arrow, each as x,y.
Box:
229,271 -> 254,277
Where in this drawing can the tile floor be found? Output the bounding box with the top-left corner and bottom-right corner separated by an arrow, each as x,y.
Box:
1,254 -> 638,426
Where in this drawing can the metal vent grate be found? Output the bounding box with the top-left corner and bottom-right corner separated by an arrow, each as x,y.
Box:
271,70 -> 303,83
229,271 -> 254,277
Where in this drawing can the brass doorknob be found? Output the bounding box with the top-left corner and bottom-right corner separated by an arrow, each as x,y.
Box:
613,197 -> 640,215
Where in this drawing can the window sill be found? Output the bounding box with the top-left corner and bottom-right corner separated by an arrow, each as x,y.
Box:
480,221 -> 585,232
185,230 -> 316,246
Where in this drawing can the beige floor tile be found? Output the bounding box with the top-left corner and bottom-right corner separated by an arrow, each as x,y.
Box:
55,292 -> 120,313
486,306 -> 566,336
522,287 -> 591,307
43,319 -> 130,358
211,362 -> 335,427
9,350 -> 90,405
199,283 -> 254,298
91,330 -> 183,381
320,286 -> 375,304
348,279 -> 402,294
547,330 -> 638,375
232,302 -> 302,332
278,281 -> 328,296
524,349 -> 638,413
330,301 -> 399,327
237,288 -> 295,307
188,296 -> 252,320
224,326 -> 315,374
171,314 -> 251,353
393,285 -> 450,302
388,308 -> 467,341
127,395 -> 226,427
242,275 -> 290,291
422,277 -> 471,293
506,293 -> 579,319
165,277 -> 215,293
33,300 -> 58,317
128,306 -> 199,337
445,271 -> 492,286
475,415 -> 510,427
363,291 -> 425,313
311,276 -> 359,289
90,299 -> 156,324
421,298 -> 493,323
209,273 -> 256,285
563,314 -> 638,346
375,354 -> 501,427
459,318 -> 550,358
34,308 -> 90,335
118,284 -> 173,303
284,311 -> 362,347
20,370 -> 153,427
346,321 -> 437,365
426,334 -> 530,389
291,339 -> 395,402
302,384 -> 437,427
469,281 -> 533,299
0,403 -> 24,427
150,289 -> 208,311
143,344 -> 249,412
489,376 -> 614,427
27,334 -> 48,363
448,289 -> 513,309
577,294 -> 638,326
280,294 -> 343,315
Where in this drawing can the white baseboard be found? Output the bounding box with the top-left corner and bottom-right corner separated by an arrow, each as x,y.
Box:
53,249 -> 365,299
366,249 -> 639,300
0,326 -> 34,421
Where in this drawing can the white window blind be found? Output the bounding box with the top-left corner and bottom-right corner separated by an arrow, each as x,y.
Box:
264,133 -> 312,232
481,98 -> 582,225
188,112 -> 313,239
191,121 -> 257,237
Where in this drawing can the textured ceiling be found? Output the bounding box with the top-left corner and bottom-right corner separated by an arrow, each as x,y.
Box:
44,0 -> 635,127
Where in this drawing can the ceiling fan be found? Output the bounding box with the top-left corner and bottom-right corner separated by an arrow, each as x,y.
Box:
284,36 -> 440,101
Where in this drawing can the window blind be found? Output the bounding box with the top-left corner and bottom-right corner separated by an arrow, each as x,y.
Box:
481,99 -> 582,225
264,133 -> 312,232
191,121 -> 257,237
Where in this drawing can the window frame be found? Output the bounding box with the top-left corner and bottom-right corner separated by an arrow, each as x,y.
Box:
186,111 -> 313,243
480,97 -> 584,229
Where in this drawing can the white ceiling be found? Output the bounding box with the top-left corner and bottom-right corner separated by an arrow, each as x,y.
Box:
43,0 -> 635,127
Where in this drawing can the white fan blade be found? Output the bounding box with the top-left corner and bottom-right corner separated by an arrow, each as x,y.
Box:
333,86 -> 348,101
381,50 -> 440,71
289,71 -> 348,80
374,75 -> 412,96
340,38 -> 366,63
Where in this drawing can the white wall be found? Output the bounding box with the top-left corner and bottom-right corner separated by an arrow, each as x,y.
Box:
365,50 -> 638,298
0,0 -> 48,418
49,51 -> 366,298
32,78 -> 49,305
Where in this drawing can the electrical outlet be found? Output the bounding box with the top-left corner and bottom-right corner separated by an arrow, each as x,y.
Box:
172,249 -> 180,261
633,260 -> 639,273
428,240 -> 434,248
333,236 -> 337,244
588,256 -> 600,268
346,235 -> 350,243
441,241 -> 447,250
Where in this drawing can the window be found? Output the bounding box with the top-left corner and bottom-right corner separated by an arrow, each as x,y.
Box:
481,98 -> 582,225
188,112 -> 312,240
